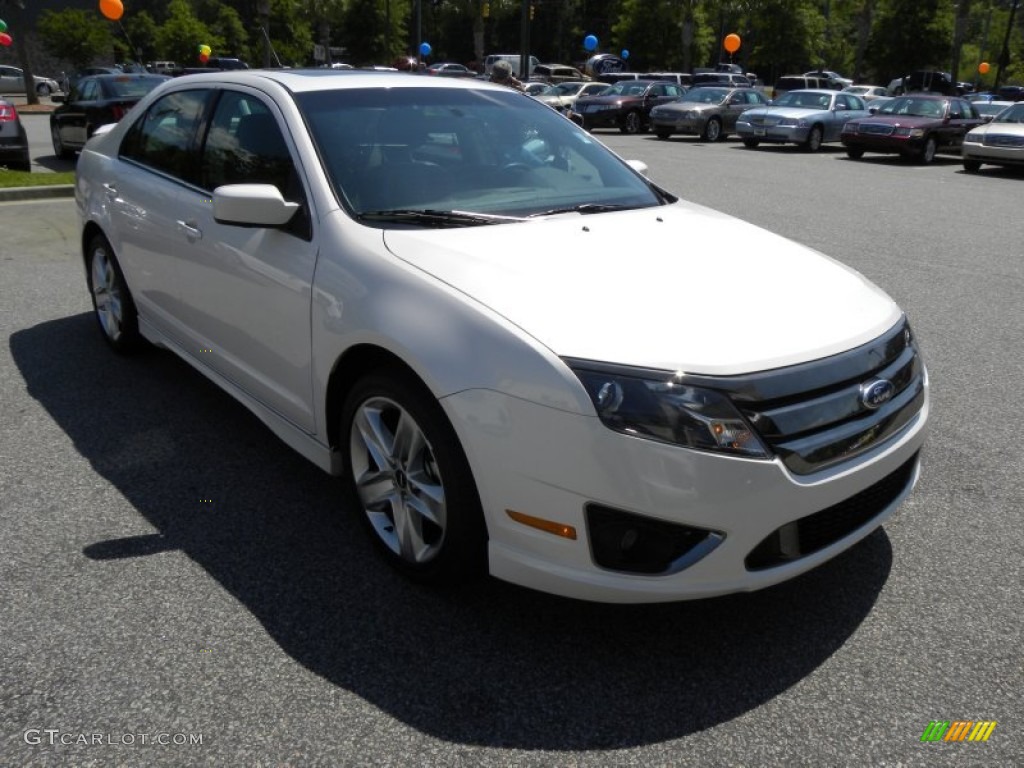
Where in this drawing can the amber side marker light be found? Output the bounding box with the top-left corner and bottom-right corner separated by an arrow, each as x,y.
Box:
506,509 -> 577,540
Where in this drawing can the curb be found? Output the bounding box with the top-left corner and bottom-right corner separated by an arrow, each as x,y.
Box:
0,185 -> 75,202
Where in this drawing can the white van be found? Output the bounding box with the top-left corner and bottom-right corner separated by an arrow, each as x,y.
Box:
483,54 -> 539,79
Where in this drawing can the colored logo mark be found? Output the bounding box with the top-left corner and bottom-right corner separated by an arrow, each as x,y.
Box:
920,720 -> 997,742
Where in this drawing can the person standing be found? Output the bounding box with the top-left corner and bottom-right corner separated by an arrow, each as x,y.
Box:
489,60 -> 525,92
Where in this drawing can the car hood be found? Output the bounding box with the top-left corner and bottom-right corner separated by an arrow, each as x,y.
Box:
652,101 -> 721,114
853,115 -> 942,128
381,204 -> 900,375
744,106 -> 832,119
577,95 -> 638,106
966,121 -> 1024,137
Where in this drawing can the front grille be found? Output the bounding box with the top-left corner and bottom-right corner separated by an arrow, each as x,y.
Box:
982,133 -> 1024,147
745,452 -> 918,570
678,319 -> 925,475
858,123 -> 894,136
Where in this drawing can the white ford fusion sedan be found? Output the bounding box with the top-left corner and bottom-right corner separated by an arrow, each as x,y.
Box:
75,70 -> 928,603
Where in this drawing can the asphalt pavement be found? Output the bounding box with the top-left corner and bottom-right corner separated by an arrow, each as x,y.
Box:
1,132 -> 1021,766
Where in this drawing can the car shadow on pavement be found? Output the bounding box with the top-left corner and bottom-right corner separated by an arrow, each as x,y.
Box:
10,314 -> 893,750
33,155 -> 77,173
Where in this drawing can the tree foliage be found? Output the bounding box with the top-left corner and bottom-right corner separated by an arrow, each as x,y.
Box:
37,8 -> 113,71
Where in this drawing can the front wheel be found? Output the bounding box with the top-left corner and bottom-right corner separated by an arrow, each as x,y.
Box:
36,83 -> 52,97
920,136 -> 937,164
703,117 -> 723,142
86,235 -> 144,354
804,125 -> 823,152
845,147 -> 864,159
341,369 -> 487,583
963,158 -> 982,173
620,110 -> 642,135
655,130 -> 672,140
742,138 -> 760,148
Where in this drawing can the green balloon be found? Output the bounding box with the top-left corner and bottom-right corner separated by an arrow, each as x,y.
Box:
0,20 -> 7,33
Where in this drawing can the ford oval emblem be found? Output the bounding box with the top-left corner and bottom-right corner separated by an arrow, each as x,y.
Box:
861,379 -> 895,410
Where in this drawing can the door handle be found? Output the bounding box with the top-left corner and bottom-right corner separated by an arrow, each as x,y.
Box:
177,220 -> 203,242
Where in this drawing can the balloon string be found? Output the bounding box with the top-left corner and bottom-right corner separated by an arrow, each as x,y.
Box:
118,21 -> 140,64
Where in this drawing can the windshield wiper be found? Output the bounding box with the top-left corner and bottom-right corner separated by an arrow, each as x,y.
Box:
357,209 -> 525,227
528,203 -> 635,218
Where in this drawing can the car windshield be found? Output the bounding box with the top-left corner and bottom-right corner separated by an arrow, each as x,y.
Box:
774,91 -> 832,110
877,97 -> 946,118
296,86 -> 665,222
101,75 -> 168,99
552,82 -> 584,95
993,104 -> 1024,123
603,82 -> 648,96
680,87 -> 730,104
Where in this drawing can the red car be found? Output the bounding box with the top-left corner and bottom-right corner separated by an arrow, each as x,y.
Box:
50,73 -> 170,159
840,93 -> 985,163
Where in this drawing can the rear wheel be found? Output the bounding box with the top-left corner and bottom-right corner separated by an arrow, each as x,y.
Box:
655,130 -> 672,140
702,117 -> 723,142
341,369 -> 487,583
620,110 -> 642,134
963,158 -> 982,173
36,83 -> 52,97
86,234 -> 144,354
51,123 -> 73,160
804,125 -> 823,152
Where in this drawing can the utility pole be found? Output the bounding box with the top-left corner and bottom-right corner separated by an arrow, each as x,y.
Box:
519,0 -> 531,80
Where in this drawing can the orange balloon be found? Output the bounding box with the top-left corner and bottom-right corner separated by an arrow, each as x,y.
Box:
724,33 -> 741,54
978,61 -> 990,75
99,0 -> 124,22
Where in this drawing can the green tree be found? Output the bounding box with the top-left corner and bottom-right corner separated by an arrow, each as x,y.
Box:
124,11 -> 161,64
155,0 -> 219,66
864,0 -> 954,84
37,8 -> 114,71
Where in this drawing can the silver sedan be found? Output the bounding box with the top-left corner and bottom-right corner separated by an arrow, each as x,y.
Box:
648,86 -> 769,142
736,89 -> 869,152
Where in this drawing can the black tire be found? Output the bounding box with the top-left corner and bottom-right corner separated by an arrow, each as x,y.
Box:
804,125 -> 823,152
920,136 -> 937,164
963,158 -> 982,173
341,369 -> 487,584
85,234 -> 144,354
620,110 -> 642,134
846,147 -> 864,159
742,138 -> 760,148
702,117 -> 723,142
51,123 -> 73,160
655,130 -> 672,140
36,83 -> 52,97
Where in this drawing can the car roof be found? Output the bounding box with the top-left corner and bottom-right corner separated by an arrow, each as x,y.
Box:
167,69 -> 509,93
783,88 -> 840,95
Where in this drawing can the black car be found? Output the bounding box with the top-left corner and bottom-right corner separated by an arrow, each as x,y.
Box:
0,97 -> 31,171
50,74 -> 170,159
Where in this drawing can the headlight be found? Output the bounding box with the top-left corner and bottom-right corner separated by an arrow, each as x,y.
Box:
685,110 -> 700,119
778,118 -> 801,127
570,364 -> 769,458
893,127 -> 924,138
964,133 -> 982,144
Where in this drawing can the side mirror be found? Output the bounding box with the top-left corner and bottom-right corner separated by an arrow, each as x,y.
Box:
213,184 -> 299,227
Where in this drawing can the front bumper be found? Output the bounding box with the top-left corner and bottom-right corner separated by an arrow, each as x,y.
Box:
963,139 -> 1024,166
737,121 -> 811,144
444,376 -> 928,603
577,107 -> 625,129
650,116 -> 704,135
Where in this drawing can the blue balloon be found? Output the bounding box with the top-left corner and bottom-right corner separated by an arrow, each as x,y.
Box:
419,42 -> 432,57
621,49 -> 630,60
583,34 -> 598,52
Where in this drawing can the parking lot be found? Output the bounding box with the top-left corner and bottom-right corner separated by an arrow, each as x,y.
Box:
2,129 -> 1021,765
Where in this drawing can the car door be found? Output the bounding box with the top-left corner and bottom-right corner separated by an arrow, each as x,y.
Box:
947,99 -> 984,148
171,88 -> 318,432
107,88 -> 212,339
60,78 -> 100,149
0,66 -> 21,94
724,90 -> 750,130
